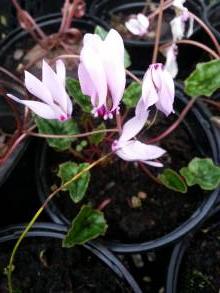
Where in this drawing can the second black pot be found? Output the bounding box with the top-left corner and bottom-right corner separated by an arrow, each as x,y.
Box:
0,222 -> 142,292
36,82 -> 220,253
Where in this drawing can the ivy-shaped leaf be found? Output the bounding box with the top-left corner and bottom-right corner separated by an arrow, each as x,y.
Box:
35,117 -> 79,151
94,25 -> 131,68
88,123 -> 106,145
122,82 -> 142,108
184,60 -> 220,97
63,205 -> 108,247
66,78 -> 92,113
159,168 -> 188,193
58,162 -> 90,203
180,158 -> 220,190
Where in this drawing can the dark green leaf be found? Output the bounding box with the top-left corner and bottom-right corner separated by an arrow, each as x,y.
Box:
159,168 -> 188,193
35,117 -> 79,151
94,25 -> 131,68
63,205 -> 108,247
180,157 -> 220,190
122,82 -> 142,108
66,78 -> 92,113
58,162 -> 90,203
88,123 -> 106,145
184,60 -> 220,97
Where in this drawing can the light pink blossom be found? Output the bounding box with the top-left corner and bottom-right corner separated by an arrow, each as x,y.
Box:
136,63 -> 175,117
7,60 -> 72,121
78,29 -> 126,120
171,3 -> 194,41
112,110 -> 166,167
162,44 -> 178,78
125,13 -> 149,36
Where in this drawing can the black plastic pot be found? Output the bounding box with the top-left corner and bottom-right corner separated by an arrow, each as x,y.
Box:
166,203 -> 220,293
36,81 -> 220,253
204,2 -> 220,41
0,98 -> 28,187
89,0 -> 205,70
0,222 -> 142,292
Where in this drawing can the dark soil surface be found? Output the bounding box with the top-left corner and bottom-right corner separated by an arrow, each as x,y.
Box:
0,238 -> 131,293
42,109 -> 208,244
178,216 -> 220,293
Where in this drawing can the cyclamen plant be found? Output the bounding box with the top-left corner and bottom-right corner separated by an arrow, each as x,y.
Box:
2,0 -> 220,292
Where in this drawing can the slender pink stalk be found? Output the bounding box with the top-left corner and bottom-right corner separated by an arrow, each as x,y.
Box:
152,0 -> 164,63
25,128 -> 118,139
148,0 -> 172,19
97,198 -> 112,211
146,97 -> 197,144
139,162 -> 162,185
189,12 -> 220,56
160,39 -> 219,59
126,69 -> 142,84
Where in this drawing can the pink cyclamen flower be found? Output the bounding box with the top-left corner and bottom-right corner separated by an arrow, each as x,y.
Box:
78,29 -> 126,120
112,110 -> 166,167
7,60 -> 72,121
170,3 -> 194,41
163,44 -> 178,78
125,13 -> 149,36
136,63 -> 175,117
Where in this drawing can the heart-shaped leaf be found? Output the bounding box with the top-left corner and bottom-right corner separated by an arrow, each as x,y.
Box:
66,78 -> 92,113
88,123 -> 106,145
159,168 -> 188,193
58,162 -> 91,203
122,82 -> 142,108
63,205 -> 108,247
180,157 -> 220,190
35,117 -> 79,151
184,60 -> 220,97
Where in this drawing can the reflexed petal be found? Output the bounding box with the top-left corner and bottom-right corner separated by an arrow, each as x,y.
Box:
156,69 -> 175,116
104,29 -> 124,60
142,160 -> 164,167
78,63 -> 97,106
170,16 -> 185,41
56,59 -> 66,86
7,94 -> 57,120
116,140 -> 166,163
42,60 -> 69,113
186,17 -> 194,38
119,110 -> 149,142
80,45 -> 107,109
24,70 -> 53,105
141,68 -> 158,108
101,31 -> 126,112
137,13 -> 149,30
125,18 -> 143,35
163,45 -> 178,78
172,0 -> 186,10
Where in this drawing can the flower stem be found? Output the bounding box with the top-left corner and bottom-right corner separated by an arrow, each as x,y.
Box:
125,69 -> 142,84
7,152 -> 112,293
152,0 -> 164,63
146,97 -> 197,144
189,12 -> 220,56
160,39 -> 220,59
25,128 -> 118,139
